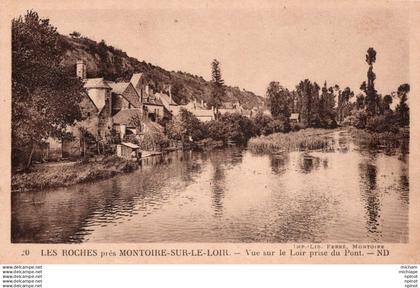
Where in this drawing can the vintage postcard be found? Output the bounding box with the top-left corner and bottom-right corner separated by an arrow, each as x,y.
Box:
0,0 -> 419,264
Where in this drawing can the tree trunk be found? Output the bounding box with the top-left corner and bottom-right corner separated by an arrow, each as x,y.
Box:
26,143 -> 35,170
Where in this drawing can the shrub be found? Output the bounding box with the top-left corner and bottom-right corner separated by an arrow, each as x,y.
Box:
354,111 -> 367,129
366,115 -> 399,133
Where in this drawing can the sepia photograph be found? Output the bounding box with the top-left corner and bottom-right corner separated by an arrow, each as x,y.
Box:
8,2 -> 412,247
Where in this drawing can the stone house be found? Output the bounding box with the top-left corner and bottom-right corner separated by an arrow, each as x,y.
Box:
130,73 -> 165,122
60,60 -> 145,158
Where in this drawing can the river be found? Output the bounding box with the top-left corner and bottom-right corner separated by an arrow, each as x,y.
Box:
12,130 -> 409,243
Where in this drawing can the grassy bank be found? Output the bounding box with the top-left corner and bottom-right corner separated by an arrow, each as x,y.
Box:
248,128 -> 335,154
12,156 -> 139,193
347,126 -> 409,149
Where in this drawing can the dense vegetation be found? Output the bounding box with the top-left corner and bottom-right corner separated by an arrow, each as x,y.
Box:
264,48 -> 409,133
248,129 -> 335,154
12,11 -> 85,169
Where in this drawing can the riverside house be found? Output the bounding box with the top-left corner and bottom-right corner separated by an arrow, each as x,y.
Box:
58,60 -> 145,158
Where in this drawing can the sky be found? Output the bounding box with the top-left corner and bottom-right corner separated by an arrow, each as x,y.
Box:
13,2 -> 409,97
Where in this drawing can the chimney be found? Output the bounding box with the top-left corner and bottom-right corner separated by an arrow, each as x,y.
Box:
168,85 -> 172,103
76,60 -> 86,79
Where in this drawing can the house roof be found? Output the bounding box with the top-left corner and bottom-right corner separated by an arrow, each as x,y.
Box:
156,92 -> 177,106
113,109 -> 142,126
84,78 -> 112,89
108,82 -> 141,108
108,82 -> 130,95
121,142 -> 140,149
130,73 -> 144,87
191,109 -> 215,118
144,96 -> 164,106
290,113 -> 300,120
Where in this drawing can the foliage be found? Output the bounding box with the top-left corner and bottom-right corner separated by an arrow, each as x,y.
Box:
253,112 -> 274,136
205,120 -> 226,141
353,111 -> 368,129
365,115 -> 399,134
12,10 -> 84,168
395,83 -> 410,126
266,82 -> 291,119
166,108 -> 205,141
363,47 -> 379,116
219,113 -> 257,144
208,59 -> 225,118
296,79 -> 320,127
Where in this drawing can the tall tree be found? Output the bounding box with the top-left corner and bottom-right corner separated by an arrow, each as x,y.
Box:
209,59 -> 225,119
395,83 -> 410,126
338,87 -> 354,122
12,10 -> 84,168
364,47 -> 378,116
266,81 -> 291,119
382,94 -> 393,113
296,79 -> 320,127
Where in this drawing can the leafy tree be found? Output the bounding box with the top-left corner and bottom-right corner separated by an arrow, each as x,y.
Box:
69,31 -> 81,38
166,109 -> 210,142
364,47 -> 379,116
205,120 -> 226,141
253,111 -> 273,136
219,113 -> 257,143
266,82 -> 291,119
337,87 -> 354,122
382,94 -> 393,112
296,79 -> 320,127
395,83 -> 410,126
12,10 -> 84,169
208,59 -> 225,119
356,93 -> 365,110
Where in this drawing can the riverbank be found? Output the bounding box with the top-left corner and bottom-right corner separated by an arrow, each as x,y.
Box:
248,128 -> 336,154
11,156 -> 139,193
347,126 -> 409,150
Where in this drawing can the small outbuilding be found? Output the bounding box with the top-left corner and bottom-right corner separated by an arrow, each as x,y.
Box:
116,142 -> 141,160
290,113 -> 300,124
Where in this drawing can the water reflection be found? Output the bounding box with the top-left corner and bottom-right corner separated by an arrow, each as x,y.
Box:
359,159 -> 381,238
12,131 -> 409,243
299,154 -> 321,173
270,154 -> 289,175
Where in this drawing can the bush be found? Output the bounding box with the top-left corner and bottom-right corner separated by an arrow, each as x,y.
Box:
206,120 -> 227,142
291,123 -> 304,131
366,115 -> 399,133
354,111 -> 367,129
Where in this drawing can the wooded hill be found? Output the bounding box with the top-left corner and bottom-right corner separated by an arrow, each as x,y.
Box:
58,34 -> 266,109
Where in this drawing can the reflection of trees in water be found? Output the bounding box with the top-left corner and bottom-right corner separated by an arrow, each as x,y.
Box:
358,157 -> 382,238
209,152 -> 227,218
299,154 -> 320,174
270,154 -> 289,175
12,151 -> 200,243
208,148 -> 243,217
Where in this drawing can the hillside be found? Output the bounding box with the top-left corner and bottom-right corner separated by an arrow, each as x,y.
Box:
58,35 -> 266,109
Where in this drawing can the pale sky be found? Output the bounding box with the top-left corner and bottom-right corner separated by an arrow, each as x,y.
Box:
14,3 -> 409,97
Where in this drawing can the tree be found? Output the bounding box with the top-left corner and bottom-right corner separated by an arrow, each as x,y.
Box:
69,31 -> 81,38
364,48 -> 379,117
382,94 -> 393,113
296,79 -> 320,127
208,59 -> 225,119
266,82 -> 291,119
169,108 -> 205,141
395,83 -> 410,126
12,10 -> 84,169
356,93 -> 365,110
338,87 -> 354,122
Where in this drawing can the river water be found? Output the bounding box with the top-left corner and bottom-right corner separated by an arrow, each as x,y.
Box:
12,130 -> 409,243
